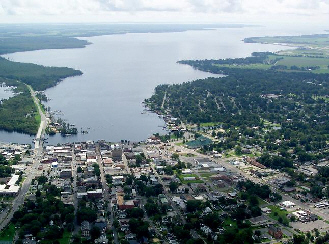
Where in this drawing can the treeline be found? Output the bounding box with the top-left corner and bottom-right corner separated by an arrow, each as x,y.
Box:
179,52 -> 279,66
244,34 -> 329,44
0,36 -> 89,55
0,57 -> 82,91
0,78 -> 39,134
0,154 -> 13,177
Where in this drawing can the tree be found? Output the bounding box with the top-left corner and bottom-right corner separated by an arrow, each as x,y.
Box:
90,226 -> 101,241
235,146 -> 242,155
203,213 -> 221,230
77,207 -> 97,224
113,219 -> 120,229
164,166 -> 174,175
293,234 -> 309,244
171,153 -> 179,161
128,218 -> 149,239
37,175 -> 48,185
249,195 -> 259,206
145,202 -> 160,216
35,189 -> 41,198
311,185 -> 323,199
105,174 -> 113,184
135,155 -> 144,166
186,200 -> 202,212
169,181 -> 179,193
126,208 -> 144,218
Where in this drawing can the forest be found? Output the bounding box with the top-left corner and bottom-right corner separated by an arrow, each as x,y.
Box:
0,78 -> 39,134
0,57 -> 82,91
146,53 -> 329,168
0,36 -> 89,55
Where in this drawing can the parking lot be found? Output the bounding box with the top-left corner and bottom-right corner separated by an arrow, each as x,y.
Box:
291,220 -> 329,232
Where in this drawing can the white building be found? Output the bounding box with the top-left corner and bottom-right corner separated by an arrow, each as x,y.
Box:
281,200 -> 296,208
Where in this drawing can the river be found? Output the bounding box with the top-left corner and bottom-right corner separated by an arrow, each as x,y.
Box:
0,25 -> 323,145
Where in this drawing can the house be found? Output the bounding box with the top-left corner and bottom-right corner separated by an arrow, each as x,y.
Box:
195,158 -> 213,166
95,235 -> 108,244
0,174 -> 20,196
183,177 -> 196,181
112,149 -> 122,161
59,169 -> 72,179
87,189 -> 103,199
268,225 -> 283,239
117,195 -> 136,210
182,169 -> 192,174
176,186 -> 186,194
200,225 -> 212,235
261,207 -> 271,214
113,176 -> 124,185
212,167 -> 226,173
283,186 -> 296,193
81,221 -> 91,237
94,221 -> 107,232
159,194 -> 169,204
246,157 -> 266,169
281,200 -> 295,208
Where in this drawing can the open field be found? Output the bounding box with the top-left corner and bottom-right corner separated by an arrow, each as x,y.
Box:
0,223 -> 15,242
59,230 -> 71,244
244,34 -> 329,47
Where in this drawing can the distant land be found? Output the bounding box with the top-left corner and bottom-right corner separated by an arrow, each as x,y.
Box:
0,23 -> 251,136
0,24 -> 248,55
146,33 -> 329,167
244,34 -> 329,73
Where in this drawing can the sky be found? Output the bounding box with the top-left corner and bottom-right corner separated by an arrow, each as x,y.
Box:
0,0 -> 329,26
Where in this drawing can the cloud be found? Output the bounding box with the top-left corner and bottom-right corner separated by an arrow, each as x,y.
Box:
0,0 -> 329,23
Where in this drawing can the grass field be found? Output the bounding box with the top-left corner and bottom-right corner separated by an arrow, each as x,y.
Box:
214,55 -> 329,73
223,218 -> 238,229
215,63 -> 271,70
181,153 -> 196,157
35,113 -> 41,125
276,56 -> 329,67
177,173 -> 203,183
268,205 -> 290,225
0,223 -> 15,242
245,35 -> 329,47
200,122 -> 221,127
222,35 -> 329,73
59,230 -> 71,244
200,173 -> 215,178
312,95 -> 329,102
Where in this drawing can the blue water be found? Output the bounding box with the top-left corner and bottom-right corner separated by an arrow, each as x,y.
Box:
1,25 -> 320,145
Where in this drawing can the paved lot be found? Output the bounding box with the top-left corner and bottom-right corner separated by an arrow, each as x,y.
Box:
291,220 -> 329,232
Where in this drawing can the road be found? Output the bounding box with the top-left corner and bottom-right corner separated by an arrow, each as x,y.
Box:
144,147 -> 187,226
96,143 -> 119,244
0,85 -> 47,231
27,85 -> 48,150
71,149 -> 79,235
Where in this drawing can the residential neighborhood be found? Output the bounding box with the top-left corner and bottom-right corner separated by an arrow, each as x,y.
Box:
2,134 -> 329,244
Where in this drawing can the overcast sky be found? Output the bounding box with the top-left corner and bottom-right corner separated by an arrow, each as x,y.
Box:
0,0 -> 328,26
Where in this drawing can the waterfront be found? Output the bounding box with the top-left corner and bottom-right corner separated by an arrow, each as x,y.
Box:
1,25 -> 322,145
